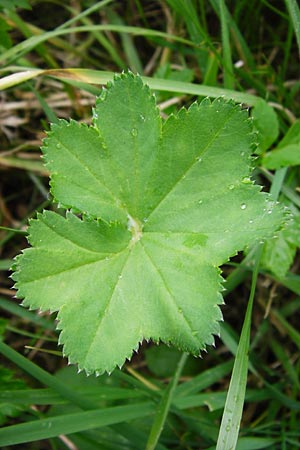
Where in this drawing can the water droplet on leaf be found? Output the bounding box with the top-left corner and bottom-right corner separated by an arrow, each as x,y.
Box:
131,128 -> 138,137
242,176 -> 251,184
240,203 -> 247,210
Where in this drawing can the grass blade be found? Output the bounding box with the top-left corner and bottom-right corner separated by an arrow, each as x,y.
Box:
0,68 -> 264,106
146,352 -> 188,450
0,341 -> 98,410
0,25 -> 195,65
285,0 -> 300,56
217,167 -> 286,449
0,297 -> 55,330
0,403 -> 153,446
216,244 -> 262,450
219,0 -> 234,89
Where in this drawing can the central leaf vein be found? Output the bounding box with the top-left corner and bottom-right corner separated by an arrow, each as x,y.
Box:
146,107 -> 237,222
83,249 -> 131,366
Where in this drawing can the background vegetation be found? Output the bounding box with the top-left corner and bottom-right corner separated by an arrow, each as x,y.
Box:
0,1 -> 299,449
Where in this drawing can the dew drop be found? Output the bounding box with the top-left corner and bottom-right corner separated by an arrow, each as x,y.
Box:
196,156 -> 202,162
178,307 -> 183,314
198,199 -> 203,205
240,151 -> 245,156
139,114 -> 145,121
118,274 -> 123,280
242,176 -> 251,184
267,209 -> 272,214
228,184 -> 235,190
143,217 -> 148,223
56,143 -> 61,149
240,203 -> 247,210
131,128 -> 138,137
249,219 -> 254,224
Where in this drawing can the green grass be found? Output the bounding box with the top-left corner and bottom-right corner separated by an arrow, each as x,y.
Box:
0,1 -> 299,449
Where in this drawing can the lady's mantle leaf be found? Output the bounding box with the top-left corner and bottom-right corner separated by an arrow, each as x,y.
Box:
13,73 -> 284,374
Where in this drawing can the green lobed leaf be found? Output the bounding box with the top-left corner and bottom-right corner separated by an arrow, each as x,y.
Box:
13,72 -> 284,374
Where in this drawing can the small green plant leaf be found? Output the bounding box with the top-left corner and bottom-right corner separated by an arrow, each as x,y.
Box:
13,73 -> 284,374
261,207 -> 300,278
251,99 -> 279,153
262,120 -> 300,169
262,144 -> 300,169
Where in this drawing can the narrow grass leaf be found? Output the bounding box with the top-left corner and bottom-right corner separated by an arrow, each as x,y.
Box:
219,0 -> 235,89
0,403 -> 153,446
0,69 -> 43,89
0,156 -> 49,174
208,436 -> 277,450
272,310 -> 300,347
175,360 -> 233,396
0,342 -> 98,410
0,25 -> 195,65
0,297 -> 55,330
209,0 -> 256,69
216,246 -> 262,450
0,386 -> 145,406
0,260 -> 13,270
105,8 -> 143,73
0,68 -> 263,106
146,353 -> 188,450
285,0 -> 300,56
270,339 -> 300,388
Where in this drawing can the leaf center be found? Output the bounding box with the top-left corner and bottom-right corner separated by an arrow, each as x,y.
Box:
127,214 -> 143,246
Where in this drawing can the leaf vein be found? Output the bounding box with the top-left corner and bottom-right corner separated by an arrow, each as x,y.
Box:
146,107 -> 238,221
140,241 -> 199,345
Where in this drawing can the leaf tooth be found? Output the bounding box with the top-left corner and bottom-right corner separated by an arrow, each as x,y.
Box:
199,97 -> 211,107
